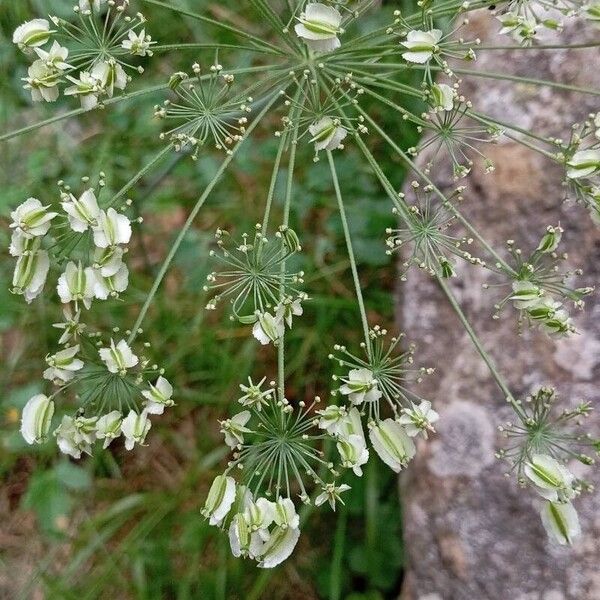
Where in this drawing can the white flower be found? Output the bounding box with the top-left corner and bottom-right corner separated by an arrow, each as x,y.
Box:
79,0 -> 107,13
54,415 -> 97,459
99,339 -> 139,374
316,404 -> 348,436
229,513 -> 266,558
13,19 -> 52,53
121,410 -> 151,450
566,149 -> 600,179
34,41 -> 71,71
256,525 -> 301,569
430,83 -> 454,111
141,376 -> 174,415
43,344 -> 84,384
64,71 -> 102,111
12,247 -> 50,303
295,3 -> 343,52
369,419 -> 416,472
497,13 -> 537,45
309,117 -> 347,152
23,60 -> 60,103
338,406 -> 366,441
339,368 -> 382,405
398,400 -> 439,438
252,312 -> 284,345
244,497 -> 275,532
524,453 -> 575,502
315,482 -> 351,511
337,433 -> 369,476
10,197 -> 57,238
202,474 -> 237,526
91,60 -> 128,98
273,497 -> 300,530
61,189 -> 100,232
93,245 -> 125,277
510,280 -> 541,309
9,231 -> 34,257
93,263 -> 129,300
527,298 -> 573,337
401,29 -> 442,64
540,501 -> 581,545
220,410 -> 252,448
95,411 -> 123,448
20,394 -> 54,444
122,29 -> 154,56
57,261 -> 96,309
53,308 -> 85,344
92,208 -> 132,248
275,297 -> 304,328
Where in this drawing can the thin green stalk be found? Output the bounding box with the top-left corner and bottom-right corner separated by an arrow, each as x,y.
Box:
327,151 -> 371,355
436,276 -> 527,420
128,93 -> 280,343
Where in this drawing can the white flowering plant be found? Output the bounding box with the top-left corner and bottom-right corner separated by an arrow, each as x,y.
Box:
3,0 -> 600,580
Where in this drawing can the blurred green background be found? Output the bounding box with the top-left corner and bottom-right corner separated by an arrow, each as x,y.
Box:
0,1 -> 421,598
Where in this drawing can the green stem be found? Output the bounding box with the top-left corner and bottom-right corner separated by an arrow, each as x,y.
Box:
436,276 -> 526,420
327,151 -> 371,355
128,93 -> 280,343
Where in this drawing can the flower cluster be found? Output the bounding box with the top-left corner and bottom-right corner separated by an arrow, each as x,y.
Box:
490,226 -> 593,337
12,176 -> 173,457
498,387 -> 599,545
13,0 -> 154,109
204,225 -> 307,345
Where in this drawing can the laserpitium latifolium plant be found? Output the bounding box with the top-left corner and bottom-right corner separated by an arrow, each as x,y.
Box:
7,0 -> 600,567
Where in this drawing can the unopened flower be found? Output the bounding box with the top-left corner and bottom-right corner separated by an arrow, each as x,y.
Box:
540,500 -> 581,545
220,410 -> 252,448
53,308 -> 85,344
398,400 -> 439,438
121,410 -> 151,450
20,394 -> 54,444
141,376 -> 174,415
95,411 -> 123,448
202,474 -> 236,525
315,482 -> 351,511
122,29 -> 154,56
93,263 -> 129,299
43,345 -> 84,383
57,261 -> 96,309
238,377 -> 274,410
309,117 -> 347,152
566,149 -> 600,179
339,368 -> 382,405
337,433 -> 369,476
54,415 -> 97,458
99,339 -> 139,374
61,188 -> 100,232
430,83 -> 454,111
10,198 -> 57,238
92,208 -> 132,248
64,71 -> 102,111
295,3 -> 343,52
524,453 -> 575,502
369,418 -> 416,472
401,29 -> 442,64
12,247 -> 50,303
13,19 -> 52,53
252,312 -> 284,345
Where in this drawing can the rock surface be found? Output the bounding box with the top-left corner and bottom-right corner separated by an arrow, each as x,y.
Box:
397,11 -> 600,600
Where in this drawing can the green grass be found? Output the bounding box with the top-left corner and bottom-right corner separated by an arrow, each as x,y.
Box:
0,1 -> 421,597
